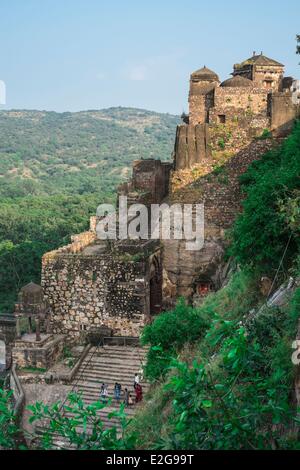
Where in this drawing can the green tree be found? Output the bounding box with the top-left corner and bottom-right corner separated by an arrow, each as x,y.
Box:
27,393 -> 137,450
0,389 -> 19,449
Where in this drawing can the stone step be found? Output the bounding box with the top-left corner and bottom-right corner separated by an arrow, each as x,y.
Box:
63,406 -> 136,417
82,358 -> 143,368
82,366 -> 143,376
96,346 -> 146,352
73,387 -> 147,399
86,350 -> 146,359
75,370 -> 147,385
69,343 -> 148,439
78,368 -> 144,378
87,352 -> 145,358
84,355 -> 144,363
73,387 -> 148,399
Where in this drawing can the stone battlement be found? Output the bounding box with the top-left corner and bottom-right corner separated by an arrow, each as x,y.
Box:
42,230 -> 97,261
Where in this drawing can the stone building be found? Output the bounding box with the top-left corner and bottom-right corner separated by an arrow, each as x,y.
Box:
175,53 -> 299,170
41,160 -> 169,340
41,232 -> 162,338
162,53 -> 300,304
232,52 -> 284,89
118,158 -> 172,206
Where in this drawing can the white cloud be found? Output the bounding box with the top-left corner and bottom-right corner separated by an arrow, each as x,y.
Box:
123,50 -> 186,82
96,72 -> 105,80
127,65 -> 148,81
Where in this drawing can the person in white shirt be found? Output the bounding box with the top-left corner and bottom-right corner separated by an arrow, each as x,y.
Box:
134,373 -> 140,389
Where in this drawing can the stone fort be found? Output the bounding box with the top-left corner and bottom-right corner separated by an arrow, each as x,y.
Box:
1,52 -> 300,371
175,52 -> 299,170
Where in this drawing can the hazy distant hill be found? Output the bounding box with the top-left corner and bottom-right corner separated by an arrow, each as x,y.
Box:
0,107 -> 179,200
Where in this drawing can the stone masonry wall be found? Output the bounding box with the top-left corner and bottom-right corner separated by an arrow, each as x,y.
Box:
252,65 -> 283,90
118,159 -> 172,206
12,335 -> 64,369
270,92 -> 299,132
212,87 -> 268,119
164,138 -> 277,304
41,252 -> 153,338
189,81 -> 217,125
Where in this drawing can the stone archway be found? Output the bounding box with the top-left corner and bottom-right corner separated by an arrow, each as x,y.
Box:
149,255 -> 163,315
0,338 -> 5,371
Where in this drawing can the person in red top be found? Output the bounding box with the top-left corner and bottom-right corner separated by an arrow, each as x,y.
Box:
135,383 -> 143,403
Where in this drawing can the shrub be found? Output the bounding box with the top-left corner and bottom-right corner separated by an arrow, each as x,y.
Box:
0,389 -> 19,449
141,269 -> 259,382
229,121 -> 300,270
257,128 -> 272,139
218,138 -> 225,149
141,299 -> 208,381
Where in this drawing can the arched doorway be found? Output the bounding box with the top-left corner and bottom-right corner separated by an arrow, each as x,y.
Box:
149,255 -> 162,315
0,339 -> 6,371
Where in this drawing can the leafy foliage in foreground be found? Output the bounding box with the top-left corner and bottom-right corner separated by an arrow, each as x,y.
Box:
133,271 -> 300,449
141,269 -> 260,382
27,393 -> 136,450
0,391 -> 137,450
0,388 -> 19,449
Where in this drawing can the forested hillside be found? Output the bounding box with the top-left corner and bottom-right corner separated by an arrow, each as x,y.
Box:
0,108 -> 179,311
0,108 -> 179,198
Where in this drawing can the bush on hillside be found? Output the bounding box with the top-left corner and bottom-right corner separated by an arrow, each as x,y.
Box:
229,120 -> 300,271
141,299 -> 208,381
141,270 -> 260,382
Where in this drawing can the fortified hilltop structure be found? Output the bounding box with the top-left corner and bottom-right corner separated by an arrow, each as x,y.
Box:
174,52 -> 299,170
40,52 -> 300,338
1,53 -> 300,442
163,52 -> 300,304
2,53 -> 299,372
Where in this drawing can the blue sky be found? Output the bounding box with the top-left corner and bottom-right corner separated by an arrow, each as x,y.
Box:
0,0 -> 299,114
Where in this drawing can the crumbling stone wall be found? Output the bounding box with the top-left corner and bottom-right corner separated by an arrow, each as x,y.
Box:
45,230 -> 97,257
189,82 -> 217,125
164,138 -> 277,304
12,335 -> 64,369
270,92 -> 299,133
119,159 -> 172,206
42,247 -> 161,338
211,87 -> 268,121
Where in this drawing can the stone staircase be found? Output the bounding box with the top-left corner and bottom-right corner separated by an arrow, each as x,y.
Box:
33,343 -> 149,448
72,344 -> 148,404
71,343 -> 149,427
